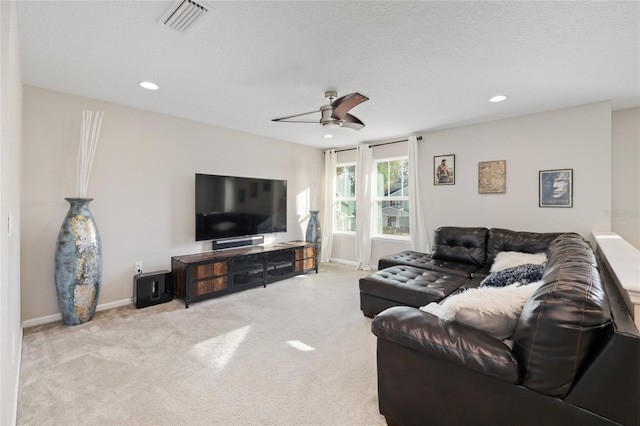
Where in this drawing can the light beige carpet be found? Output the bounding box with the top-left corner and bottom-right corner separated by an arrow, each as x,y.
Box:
17,263 -> 386,426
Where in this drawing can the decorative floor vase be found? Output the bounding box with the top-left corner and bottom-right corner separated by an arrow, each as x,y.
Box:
305,210 -> 322,255
55,198 -> 102,326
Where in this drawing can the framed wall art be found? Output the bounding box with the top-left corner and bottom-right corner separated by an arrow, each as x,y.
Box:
478,160 -> 506,194
539,169 -> 573,207
434,154 -> 455,185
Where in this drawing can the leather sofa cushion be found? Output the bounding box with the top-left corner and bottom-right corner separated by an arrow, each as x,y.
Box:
512,234 -> 611,397
378,250 -> 480,276
378,250 -> 433,270
431,227 -> 489,267
372,306 -> 521,383
486,228 -> 562,266
359,266 -> 469,308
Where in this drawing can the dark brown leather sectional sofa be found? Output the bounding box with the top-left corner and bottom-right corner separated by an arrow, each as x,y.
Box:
363,226 -> 639,426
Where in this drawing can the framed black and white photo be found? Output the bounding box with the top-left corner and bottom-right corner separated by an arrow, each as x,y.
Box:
434,154 -> 455,185
539,169 -> 573,207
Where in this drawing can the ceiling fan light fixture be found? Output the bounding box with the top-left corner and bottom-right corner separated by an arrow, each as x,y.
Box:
322,120 -> 342,129
324,134 -> 334,139
272,90 -> 368,131
320,105 -> 342,128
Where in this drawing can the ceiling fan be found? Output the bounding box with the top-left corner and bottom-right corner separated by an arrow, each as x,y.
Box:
271,91 -> 369,130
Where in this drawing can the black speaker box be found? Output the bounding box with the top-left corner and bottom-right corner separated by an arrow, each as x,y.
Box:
134,270 -> 173,309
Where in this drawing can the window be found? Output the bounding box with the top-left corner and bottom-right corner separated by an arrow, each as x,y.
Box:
335,163 -> 356,232
375,157 -> 409,237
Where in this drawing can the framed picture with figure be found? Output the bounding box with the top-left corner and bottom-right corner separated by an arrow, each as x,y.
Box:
434,154 -> 455,185
539,169 -> 573,207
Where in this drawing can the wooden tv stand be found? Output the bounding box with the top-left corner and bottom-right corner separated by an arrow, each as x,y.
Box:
171,241 -> 317,308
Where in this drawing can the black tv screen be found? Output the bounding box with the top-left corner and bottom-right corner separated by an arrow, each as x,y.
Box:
195,173 -> 287,241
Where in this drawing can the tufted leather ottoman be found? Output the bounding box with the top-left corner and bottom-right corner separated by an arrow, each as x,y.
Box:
378,250 -> 481,276
359,265 -> 470,318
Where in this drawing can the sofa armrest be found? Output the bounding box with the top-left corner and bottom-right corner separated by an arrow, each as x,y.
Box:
371,306 -> 521,384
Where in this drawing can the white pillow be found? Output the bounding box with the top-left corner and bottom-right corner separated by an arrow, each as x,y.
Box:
420,281 -> 543,339
490,251 -> 547,273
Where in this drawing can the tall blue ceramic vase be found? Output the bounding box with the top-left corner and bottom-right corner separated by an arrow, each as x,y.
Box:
55,198 -> 102,326
305,210 -> 322,256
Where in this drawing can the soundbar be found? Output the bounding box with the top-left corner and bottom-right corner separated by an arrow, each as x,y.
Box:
212,235 -> 264,251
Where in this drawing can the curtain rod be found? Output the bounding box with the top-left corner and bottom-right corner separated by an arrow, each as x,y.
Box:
334,135 -> 422,153
369,136 -> 422,149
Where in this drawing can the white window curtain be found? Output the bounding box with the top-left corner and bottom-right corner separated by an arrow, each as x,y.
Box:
408,136 -> 430,253
356,145 -> 373,270
320,149 -> 337,263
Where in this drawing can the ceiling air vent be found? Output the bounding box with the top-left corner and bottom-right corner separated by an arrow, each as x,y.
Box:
160,0 -> 209,34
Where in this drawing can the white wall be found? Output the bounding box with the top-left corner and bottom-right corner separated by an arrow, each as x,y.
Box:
422,102 -> 612,240
331,102 -> 614,266
0,1 -> 23,424
21,86 -> 323,323
611,107 -> 640,249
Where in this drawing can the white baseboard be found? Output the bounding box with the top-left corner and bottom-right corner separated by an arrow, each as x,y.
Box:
22,298 -> 132,328
327,258 -> 358,266
327,258 -> 376,269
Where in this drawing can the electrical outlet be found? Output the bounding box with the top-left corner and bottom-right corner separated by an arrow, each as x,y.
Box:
135,261 -> 143,275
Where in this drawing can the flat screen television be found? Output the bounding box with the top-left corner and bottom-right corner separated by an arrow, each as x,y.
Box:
195,173 -> 287,241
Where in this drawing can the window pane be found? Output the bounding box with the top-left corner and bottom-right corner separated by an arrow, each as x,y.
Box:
377,162 -> 389,196
377,159 -> 408,197
336,165 -> 355,198
335,200 -> 356,232
376,200 -> 409,235
389,160 -> 408,197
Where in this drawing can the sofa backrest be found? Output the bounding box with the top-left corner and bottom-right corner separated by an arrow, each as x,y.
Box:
431,227 -> 488,267
486,228 -> 563,266
512,233 -> 612,398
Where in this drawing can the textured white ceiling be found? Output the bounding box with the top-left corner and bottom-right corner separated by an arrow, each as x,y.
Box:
16,1 -> 640,148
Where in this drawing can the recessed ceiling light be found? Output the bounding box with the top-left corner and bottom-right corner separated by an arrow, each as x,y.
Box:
324,134 -> 334,139
139,81 -> 159,90
489,95 -> 508,103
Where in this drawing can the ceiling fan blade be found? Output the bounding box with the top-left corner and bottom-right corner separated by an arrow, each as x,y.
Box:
340,113 -> 365,130
331,92 -> 369,120
271,119 -> 319,124
271,110 -> 319,122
